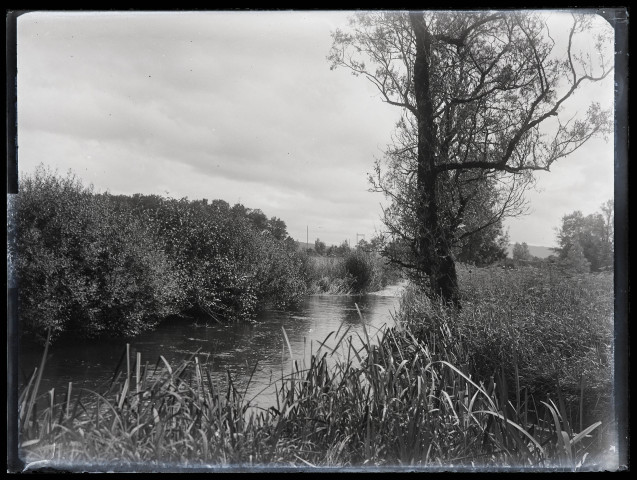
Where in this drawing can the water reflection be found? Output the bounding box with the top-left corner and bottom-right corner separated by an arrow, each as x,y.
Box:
19,291 -> 400,409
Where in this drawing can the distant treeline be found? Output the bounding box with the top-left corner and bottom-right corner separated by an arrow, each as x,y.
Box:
9,167 -> 310,344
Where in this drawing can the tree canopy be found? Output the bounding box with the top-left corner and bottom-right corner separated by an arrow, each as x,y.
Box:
512,242 -> 532,261
329,11 -> 613,304
555,200 -> 613,272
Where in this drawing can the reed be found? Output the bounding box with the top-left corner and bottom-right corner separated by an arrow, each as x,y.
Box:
305,252 -> 400,295
19,322 -> 609,468
19,343 -> 278,466
18,267 -> 614,470
264,307 -> 608,469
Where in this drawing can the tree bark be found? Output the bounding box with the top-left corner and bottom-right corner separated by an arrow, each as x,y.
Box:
410,12 -> 461,307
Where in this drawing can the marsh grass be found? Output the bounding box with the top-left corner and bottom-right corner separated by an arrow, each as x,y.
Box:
264,309 -> 610,469
397,265 -> 615,463
308,256 -> 356,295
19,342 -> 276,466
18,266 -> 614,470
305,252 -> 400,295
457,265 -> 613,427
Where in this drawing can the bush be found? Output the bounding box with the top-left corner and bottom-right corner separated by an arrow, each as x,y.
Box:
302,255 -> 353,294
303,250 -> 401,295
12,167 -> 312,343
12,167 -> 183,344
134,196 -> 260,321
343,249 -> 375,292
125,194 -> 307,320
558,240 -> 591,274
248,232 -> 308,309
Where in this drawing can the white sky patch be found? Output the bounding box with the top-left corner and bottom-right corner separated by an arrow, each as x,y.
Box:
16,10 -> 615,247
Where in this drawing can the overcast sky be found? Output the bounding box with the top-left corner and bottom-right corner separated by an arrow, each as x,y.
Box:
16,10 -> 615,247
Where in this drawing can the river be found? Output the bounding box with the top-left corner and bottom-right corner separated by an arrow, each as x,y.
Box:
18,284 -> 404,411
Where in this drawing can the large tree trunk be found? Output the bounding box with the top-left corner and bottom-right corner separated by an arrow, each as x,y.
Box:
410,12 -> 461,307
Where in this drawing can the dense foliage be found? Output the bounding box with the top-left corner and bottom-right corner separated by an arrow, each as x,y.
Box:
114,194 -> 306,318
555,201 -> 614,272
11,168 -> 308,343
512,242 -> 532,261
453,265 -> 612,406
305,248 -> 401,295
19,266 -> 615,469
455,221 -> 509,267
11,169 -> 182,343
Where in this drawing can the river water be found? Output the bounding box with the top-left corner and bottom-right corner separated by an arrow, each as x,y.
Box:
19,284 -> 403,410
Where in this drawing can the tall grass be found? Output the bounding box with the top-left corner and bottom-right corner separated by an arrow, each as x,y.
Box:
18,331 -> 608,470
19,342 -> 275,466
265,296 -> 612,469
18,266 -> 615,470
304,256 -> 354,294
305,251 -> 401,295
456,265 -> 613,428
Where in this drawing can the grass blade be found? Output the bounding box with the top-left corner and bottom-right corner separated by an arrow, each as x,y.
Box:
475,410 -> 546,456
281,327 -> 294,365
570,421 -> 602,446
23,329 -> 51,435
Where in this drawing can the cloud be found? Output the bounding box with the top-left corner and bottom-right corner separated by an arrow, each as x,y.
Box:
16,11 -> 615,247
505,133 -> 614,247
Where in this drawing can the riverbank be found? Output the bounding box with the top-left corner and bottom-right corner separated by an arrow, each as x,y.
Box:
18,291 -> 401,417
10,167 -> 313,346
18,266 -> 616,470
11,168 -> 405,347
368,280 -> 408,297
308,280 -> 407,298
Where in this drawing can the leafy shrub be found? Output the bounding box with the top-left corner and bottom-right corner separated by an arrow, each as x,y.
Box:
12,167 -> 183,343
304,250 -> 401,295
558,240 -> 592,274
248,232 -> 308,309
13,167 -> 310,343
124,194 -> 307,320
343,249 -> 375,292
134,196 -> 259,321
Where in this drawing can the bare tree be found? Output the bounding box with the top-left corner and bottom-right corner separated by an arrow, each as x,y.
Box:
329,11 -> 612,305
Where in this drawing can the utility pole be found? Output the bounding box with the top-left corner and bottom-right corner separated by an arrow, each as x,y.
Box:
306,225 -> 309,250
356,233 -> 365,245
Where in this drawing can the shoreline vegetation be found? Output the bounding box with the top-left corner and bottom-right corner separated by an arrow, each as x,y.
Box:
12,168 -> 616,469
9,167 -> 399,346
305,254 -> 402,296
18,266 -> 614,470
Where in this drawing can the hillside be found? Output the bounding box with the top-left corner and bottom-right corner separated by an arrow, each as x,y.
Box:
506,244 -> 556,259
298,241 -> 557,259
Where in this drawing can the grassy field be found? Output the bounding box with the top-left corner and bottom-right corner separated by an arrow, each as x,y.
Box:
17,265 -> 616,471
